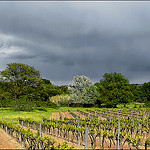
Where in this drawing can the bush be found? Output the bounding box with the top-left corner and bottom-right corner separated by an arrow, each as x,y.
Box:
36,107 -> 47,111
134,103 -> 137,108
50,94 -> 70,105
58,97 -> 69,107
13,96 -> 35,111
0,98 -> 13,108
145,101 -> 150,107
35,100 -> 58,108
47,101 -> 58,108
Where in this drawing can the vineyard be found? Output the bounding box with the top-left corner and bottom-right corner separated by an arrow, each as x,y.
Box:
0,108 -> 150,149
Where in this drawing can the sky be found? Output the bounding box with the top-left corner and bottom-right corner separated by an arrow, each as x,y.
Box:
0,2 -> 150,85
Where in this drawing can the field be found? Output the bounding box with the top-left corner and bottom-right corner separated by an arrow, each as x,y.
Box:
0,106 -> 150,149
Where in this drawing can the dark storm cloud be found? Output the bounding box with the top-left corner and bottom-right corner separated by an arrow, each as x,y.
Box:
0,2 -> 150,85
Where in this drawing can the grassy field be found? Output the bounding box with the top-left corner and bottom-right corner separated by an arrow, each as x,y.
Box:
0,107 -> 90,124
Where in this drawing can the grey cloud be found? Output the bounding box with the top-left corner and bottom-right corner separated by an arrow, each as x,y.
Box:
0,2 -> 150,85
9,53 -> 38,60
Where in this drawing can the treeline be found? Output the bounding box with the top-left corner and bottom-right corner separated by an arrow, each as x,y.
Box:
0,63 -> 68,110
0,63 -> 150,110
94,73 -> 150,108
67,73 -> 150,108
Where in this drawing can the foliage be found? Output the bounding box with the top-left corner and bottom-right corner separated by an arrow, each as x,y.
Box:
145,136 -> 150,145
50,95 -> 70,105
58,97 -> 69,107
82,85 -> 101,107
97,72 -> 133,107
0,63 -> 43,103
130,84 -> 146,103
141,82 -> 150,107
0,81 -> 13,107
0,63 -> 63,109
42,78 -> 52,85
44,84 -> 62,98
68,75 -> 92,106
35,100 -> 58,108
13,95 -> 35,111
1,62 -> 150,109
59,85 -> 69,94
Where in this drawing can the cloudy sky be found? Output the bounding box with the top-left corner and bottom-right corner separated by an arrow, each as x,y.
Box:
0,2 -> 150,85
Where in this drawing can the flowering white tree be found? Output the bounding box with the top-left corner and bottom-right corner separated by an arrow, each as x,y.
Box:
82,85 -> 100,105
68,75 -> 92,106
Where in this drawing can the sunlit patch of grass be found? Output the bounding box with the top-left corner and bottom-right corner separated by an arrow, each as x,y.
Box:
0,107 -> 59,124
117,102 -> 145,109
0,107 -> 88,124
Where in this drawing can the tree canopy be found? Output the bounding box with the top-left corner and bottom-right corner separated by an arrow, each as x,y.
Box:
0,63 -> 42,100
1,63 -> 40,83
68,75 -> 92,106
140,82 -> 150,107
82,85 -> 100,106
0,63 -> 43,110
97,72 -> 133,107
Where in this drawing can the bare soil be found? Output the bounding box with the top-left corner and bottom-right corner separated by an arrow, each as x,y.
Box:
0,128 -> 24,149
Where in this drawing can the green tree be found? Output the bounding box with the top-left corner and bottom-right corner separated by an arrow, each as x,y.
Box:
98,72 -> 132,107
140,82 -> 150,107
59,85 -> 69,94
130,84 -> 146,103
0,63 -> 43,110
0,81 -> 12,107
68,75 -> 92,106
41,78 -> 63,101
44,84 -> 62,98
42,78 -> 52,85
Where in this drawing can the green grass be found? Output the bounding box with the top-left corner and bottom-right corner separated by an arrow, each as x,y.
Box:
0,107 -> 88,124
117,102 -> 145,109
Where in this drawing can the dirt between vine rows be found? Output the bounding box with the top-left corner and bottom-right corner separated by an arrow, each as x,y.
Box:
50,111 -> 146,150
0,128 -> 24,149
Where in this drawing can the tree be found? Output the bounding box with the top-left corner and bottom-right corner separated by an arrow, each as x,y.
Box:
0,81 -> 12,107
130,84 -> 146,103
82,85 -> 100,107
44,84 -> 62,98
0,63 -> 43,110
140,82 -> 150,107
42,78 -> 52,85
68,75 -> 92,106
59,85 -> 69,94
98,72 -> 132,107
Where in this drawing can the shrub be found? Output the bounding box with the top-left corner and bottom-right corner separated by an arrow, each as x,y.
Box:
145,101 -> 150,107
35,100 -> 58,108
36,107 -> 47,111
134,103 -> 137,108
50,95 -> 70,105
13,96 -> 35,111
58,97 -> 69,107
47,101 -> 58,108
